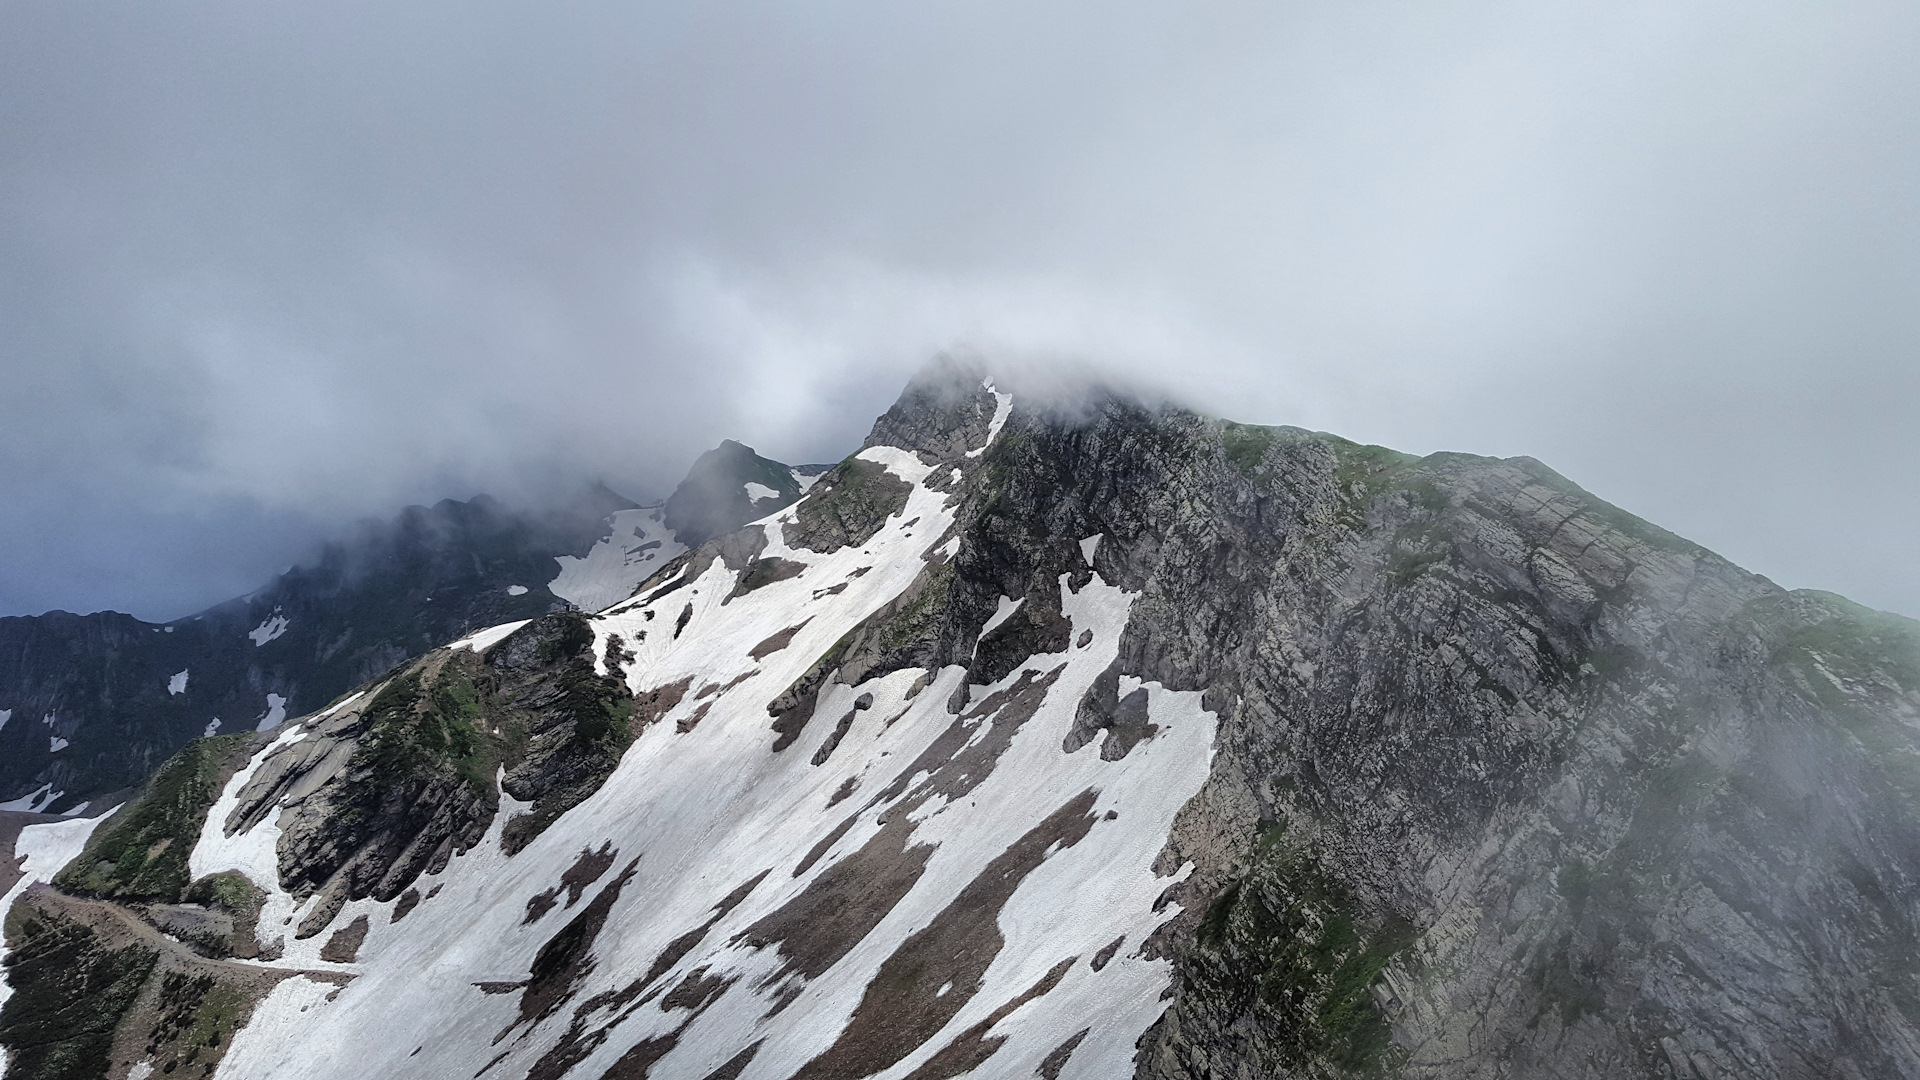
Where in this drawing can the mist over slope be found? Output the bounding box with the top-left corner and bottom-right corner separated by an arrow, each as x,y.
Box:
4,359 -> 1918,1080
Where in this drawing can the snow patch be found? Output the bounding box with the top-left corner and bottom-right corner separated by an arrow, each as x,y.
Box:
859,443 -> 937,484
256,693 -> 289,732
319,691 -> 364,719
792,467 -> 827,493
190,722 -> 316,959
216,975 -> 344,1077
744,481 -> 781,503
964,379 -> 1015,458
249,611 -> 290,646
0,709 -> 10,732
210,429 -> 1218,1080
0,785 -> 57,813
506,584 -> 529,596
169,670 -> 190,695
449,620 -> 532,654
0,811 -> 115,1017
549,507 -> 688,614
1080,533 -> 1103,565
201,719 -> 221,738
48,736 -> 68,753
981,594 -> 1025,638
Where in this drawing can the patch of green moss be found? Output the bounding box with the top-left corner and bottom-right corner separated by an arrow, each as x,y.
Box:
143,970 -> 247,1076
554,656 -> 635,749
1177,833 -> 1415,1077
1403,477 -> 1451,513
1774,593 -> 1920,697
54,733 -> 254,902
878,562 -> 954,657
184,872 -> 257,914
1763,593 -> 1920,802
1330,439 -> 1416,489
182,870 -> 270,958
789,457 -> 913,551
0,904 -> 159,1080
1222,423 -> 1279,472
347,656 -> 510,808
497,615 -> 642,854
1322,437 -> 1418,528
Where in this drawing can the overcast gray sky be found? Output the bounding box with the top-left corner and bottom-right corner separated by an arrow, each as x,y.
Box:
3,0 -> 1916,621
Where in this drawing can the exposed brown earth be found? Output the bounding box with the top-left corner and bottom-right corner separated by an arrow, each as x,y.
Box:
899,955 -> 1078,1080
740,813 -> 935,984
789,791 -> 1099,1080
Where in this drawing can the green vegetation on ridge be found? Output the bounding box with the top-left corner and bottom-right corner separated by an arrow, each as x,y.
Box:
0,903 -> 159,1080
1181,825 -> 1415,1078
55,733 -> 255,902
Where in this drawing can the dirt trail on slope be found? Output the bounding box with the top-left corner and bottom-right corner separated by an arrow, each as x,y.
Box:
18,884 -> 350,987
9,885 -> 352,1080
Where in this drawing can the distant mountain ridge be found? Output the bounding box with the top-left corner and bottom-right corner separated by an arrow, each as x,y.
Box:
0,446 -> 815,811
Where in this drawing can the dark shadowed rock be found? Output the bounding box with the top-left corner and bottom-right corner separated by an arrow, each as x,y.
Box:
664,440 -> 807,548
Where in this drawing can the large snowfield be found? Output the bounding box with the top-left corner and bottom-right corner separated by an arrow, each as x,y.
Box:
16,387 -> 1221,1080
549,507 -> 690,615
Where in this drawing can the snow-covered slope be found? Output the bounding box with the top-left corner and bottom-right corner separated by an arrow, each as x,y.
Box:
197,393 -> 1215,1080
548,507 -> 688,614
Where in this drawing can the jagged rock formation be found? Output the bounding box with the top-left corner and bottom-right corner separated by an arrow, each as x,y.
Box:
4,360 -> 1918,1080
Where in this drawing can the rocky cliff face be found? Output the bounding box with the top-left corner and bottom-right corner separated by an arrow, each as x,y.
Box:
4,360 -> 1916,1080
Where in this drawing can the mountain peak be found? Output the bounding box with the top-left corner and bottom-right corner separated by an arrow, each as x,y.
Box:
6,364 -> 1920,1080
662,439 -> 809,547
862,355 -> 1010,464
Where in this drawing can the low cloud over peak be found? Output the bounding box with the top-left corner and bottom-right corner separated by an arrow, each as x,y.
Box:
4,0 -> 1917,619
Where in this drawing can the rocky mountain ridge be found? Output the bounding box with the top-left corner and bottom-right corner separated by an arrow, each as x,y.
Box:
3,359 -> 1917,1080
0,446 -> 819,813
